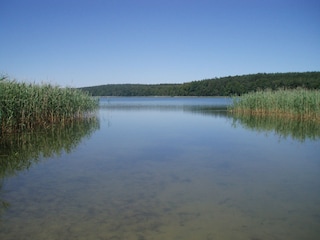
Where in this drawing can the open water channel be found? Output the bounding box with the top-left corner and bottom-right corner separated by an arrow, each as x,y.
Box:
0,97 -> 319,240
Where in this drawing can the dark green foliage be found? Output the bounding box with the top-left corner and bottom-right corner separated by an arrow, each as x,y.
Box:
79,72 -> 320,96
81,83 -> 183,96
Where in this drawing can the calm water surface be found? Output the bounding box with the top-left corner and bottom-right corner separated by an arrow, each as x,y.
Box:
0,97 -> 319,240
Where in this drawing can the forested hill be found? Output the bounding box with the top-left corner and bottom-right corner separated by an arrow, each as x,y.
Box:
79,72 -> 320,96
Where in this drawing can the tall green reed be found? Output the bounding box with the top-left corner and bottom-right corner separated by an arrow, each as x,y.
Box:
0,78 -> 99,133
229,88 -> 320,121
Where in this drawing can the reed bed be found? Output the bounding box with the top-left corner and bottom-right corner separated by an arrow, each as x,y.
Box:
229,88 -> 320,121
0,78 -> 99,133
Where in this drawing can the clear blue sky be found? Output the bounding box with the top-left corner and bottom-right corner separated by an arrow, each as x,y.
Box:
1,0 -> 319,87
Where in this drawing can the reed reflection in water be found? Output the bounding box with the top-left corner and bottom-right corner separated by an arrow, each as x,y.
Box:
231,113 -> 320,142
0,97 -> 319,240
0,118 -> 100,215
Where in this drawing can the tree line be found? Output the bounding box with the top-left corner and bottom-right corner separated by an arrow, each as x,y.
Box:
79,72 -> 320,96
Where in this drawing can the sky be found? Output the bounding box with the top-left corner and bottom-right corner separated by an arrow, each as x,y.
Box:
1,0 -> 320,88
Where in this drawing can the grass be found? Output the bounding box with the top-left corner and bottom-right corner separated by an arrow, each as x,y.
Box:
0,77 -> 99,133
229,88 -> 320,121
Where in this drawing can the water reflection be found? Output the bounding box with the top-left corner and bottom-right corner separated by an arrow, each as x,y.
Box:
0,181 -> 9,217
0,118 -> 100,215
1,98 -> 319,239
231,113 -> 320,142
101,96 -> 320,142
100,96 -> 233,121
100,96 -> 232,112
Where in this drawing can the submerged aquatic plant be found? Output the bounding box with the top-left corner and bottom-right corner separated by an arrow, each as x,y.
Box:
0,77 -> 99,133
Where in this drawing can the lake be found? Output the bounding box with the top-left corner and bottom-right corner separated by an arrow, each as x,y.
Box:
0,97 -> 319,240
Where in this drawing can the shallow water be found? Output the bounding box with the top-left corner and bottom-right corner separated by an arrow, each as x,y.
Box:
0,97 -> 319,240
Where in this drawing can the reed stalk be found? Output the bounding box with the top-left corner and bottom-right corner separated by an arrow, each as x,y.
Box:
229,88 -> 320,121
0,78 -> 99,133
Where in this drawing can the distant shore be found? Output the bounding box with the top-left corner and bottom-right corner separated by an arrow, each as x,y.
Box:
79,72 -> 320,96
